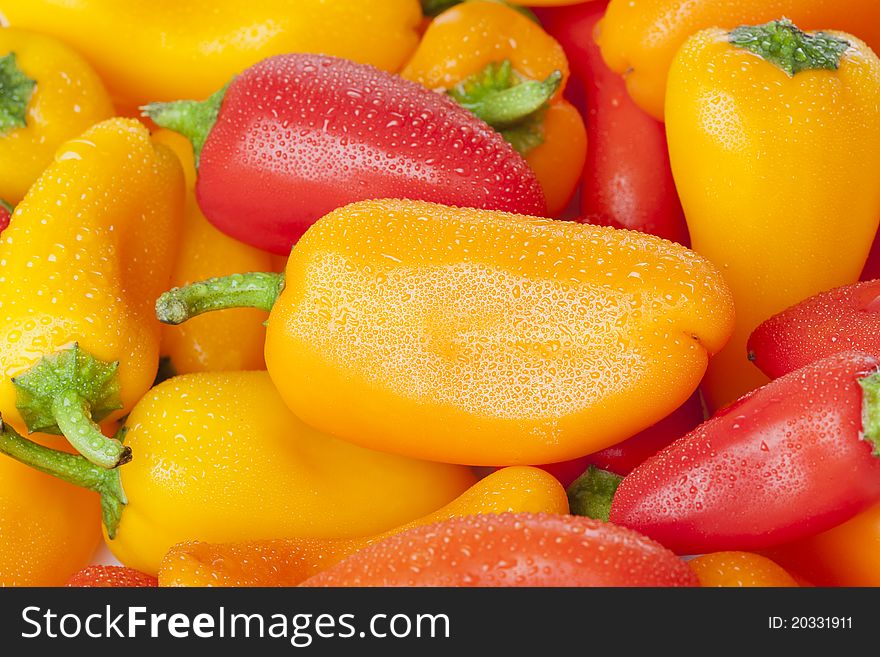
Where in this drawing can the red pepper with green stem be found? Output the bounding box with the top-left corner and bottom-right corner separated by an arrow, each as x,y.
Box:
144,53 -> 547,255
573,351 -> 880,554
534,2 -> 687,244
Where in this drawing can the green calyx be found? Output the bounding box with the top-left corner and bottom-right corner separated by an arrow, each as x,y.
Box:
0,199 -> 13,214
0,415 -> 127,537
859,371 -> 880,457
13,344 -> 129,469
156,271 -> 284,325
421,1 -> 538,22
448,59 -> 561,155
0,52 -> 36,136
141,81 -> 231,167
729,18 -> 850,76
566,466 -> 623,522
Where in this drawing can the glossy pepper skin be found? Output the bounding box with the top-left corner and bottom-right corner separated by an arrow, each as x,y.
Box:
153,129 -> 270,374
749,280 -> 880,379
0,118 -> 184,468
598,0 -> 880,120
146,53 -> 546,255
767,503 -> 880,587
67,565 -> 157,588
402,2 -> 586,215
535,2 -> 687,244
0,27 -> 114,204
608,351 -> 880,554
159,466 -> 568,586
0,0 -> 421,111
689,552 -> 797,587
0,371 -> 475,575
862,237 -> 880,281
667,21 -> 880,409
157,199 -> 734,466
301,513 -> 699,587
0,434 -> 101,586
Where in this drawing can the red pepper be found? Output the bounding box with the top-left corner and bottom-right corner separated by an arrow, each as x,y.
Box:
0,200 -> 11,233
145,54 -> 547,255
862,237 -> 880,281
592,351 -> 880,554
66,566 -> 158,588
539,391 -> 704,486
749,280 -> 880,379
300,513 -> 698,587
534,2 -> 687,244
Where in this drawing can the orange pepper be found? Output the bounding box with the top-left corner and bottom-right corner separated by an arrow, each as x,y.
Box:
158,466 -> 568,586
767,504 -> 880,587
153,129 -> 270,375
598,0 -> 880,120
689,552 -> 798,587
403,1 -> 586,215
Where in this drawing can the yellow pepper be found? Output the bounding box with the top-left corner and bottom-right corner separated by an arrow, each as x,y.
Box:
0,26 -> 113,204
159,466 -> 567,586
0,371 -> 476,575
157,199 -> 734,466
598,0 -> 880,120
153,129 -> 270,375
666,20 -> 880,409
0,1 -> 422,111
0,118 -> 184,468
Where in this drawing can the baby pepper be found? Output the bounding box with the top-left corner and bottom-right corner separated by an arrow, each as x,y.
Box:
403,1 -> 586,216
598,0 -> 880,120
0,27 -> 113,204
153,129 -> 271,375
157,199 -> 734,466
666,19 -> 880,409
159,466 -> 567,586
0,371 -> 475,575
688,552 -> 798,588
0,118 -> 184,468
0,0 -> 422,111
146,53 -> 545,255
0,434 -> 101,586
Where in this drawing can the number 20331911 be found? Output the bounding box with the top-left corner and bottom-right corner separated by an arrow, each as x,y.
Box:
769,617 -> 852,630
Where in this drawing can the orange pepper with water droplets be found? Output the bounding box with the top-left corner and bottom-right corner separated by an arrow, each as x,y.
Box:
0,118 -> 184,469
156,198 -> 734,466
158,466 -> 567,586
153,129 -> 270,375
689,552 -> 798,587
403,1 -> 586,215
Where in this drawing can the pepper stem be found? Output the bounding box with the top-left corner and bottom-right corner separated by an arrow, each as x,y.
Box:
729,18 -> 849,76
141,82 -> 230,166
420,0 -> 538,22
51,390 -> 131,469
566,466 -> 623,522
0,199 -> 13,214
0,415 -> 126,537
859,371 -> 880,457
0,52 -> 36,135
156,271 -> 285,325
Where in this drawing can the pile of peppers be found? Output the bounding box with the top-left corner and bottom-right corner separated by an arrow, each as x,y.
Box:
0,0 -> 879,589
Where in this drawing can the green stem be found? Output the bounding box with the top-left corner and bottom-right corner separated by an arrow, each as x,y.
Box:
156,272 -> 284,325
454,68 -> 561,130
566,466 -> 623,522
729,18 -> 849,76
51,390 -> 130,469
0,415 -> 126,537
859,371 -> 880,457
421,0 -> 538,22
0,52 -> 36,135
0,199 -> 12,214
141,82 -> 230,166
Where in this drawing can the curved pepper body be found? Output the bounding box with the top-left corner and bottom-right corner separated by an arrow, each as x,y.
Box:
0,27 -> 113,203
110,371 -> 476,574
0,118 -> 184,435
666,26 -> 880,409
610,351 -> 880,554
748,280 -> 880,379
154,130 -> 270,374
598,0 -> 880,120
266,199 -> 734,465
188,54 -> 546,255
0,434 -> 101,586
67,565 -> 157,588
402,2 -> 585,215
0,0 -> 422,110
689,552 -> 797,587
158,466 -> 568,586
